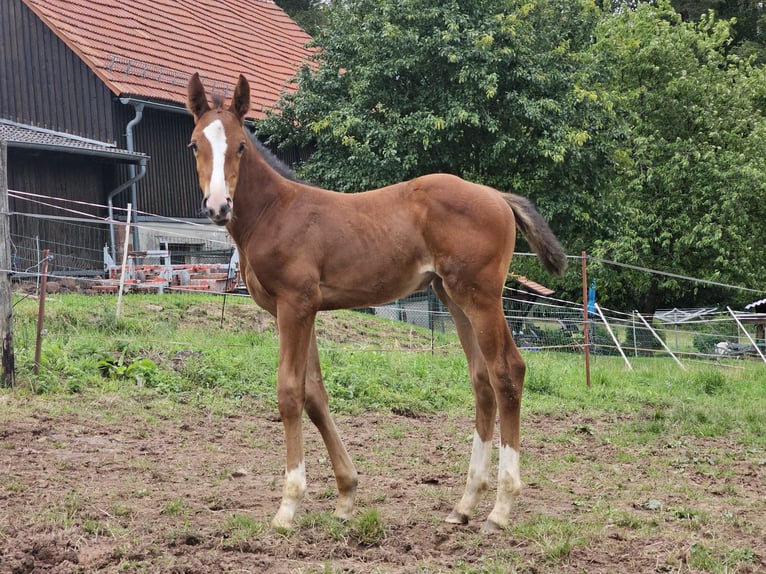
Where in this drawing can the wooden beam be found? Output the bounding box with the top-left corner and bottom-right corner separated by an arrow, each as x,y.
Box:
0,140 -> 15,387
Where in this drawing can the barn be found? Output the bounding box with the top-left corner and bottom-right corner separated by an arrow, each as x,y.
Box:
0,0 -> 312,274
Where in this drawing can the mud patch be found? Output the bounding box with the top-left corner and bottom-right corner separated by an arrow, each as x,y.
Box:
1,400 -> 764,573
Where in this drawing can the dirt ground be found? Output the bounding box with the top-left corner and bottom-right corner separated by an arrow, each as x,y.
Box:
1,390 -> 764,574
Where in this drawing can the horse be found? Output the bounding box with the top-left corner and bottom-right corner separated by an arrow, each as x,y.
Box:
186,73 -> 567,532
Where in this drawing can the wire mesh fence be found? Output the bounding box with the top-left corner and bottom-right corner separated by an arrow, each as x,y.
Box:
368,287 -> 766,364
5,192 -> 766,367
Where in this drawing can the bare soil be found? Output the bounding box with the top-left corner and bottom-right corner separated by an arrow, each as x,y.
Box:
1,392 -> 764,573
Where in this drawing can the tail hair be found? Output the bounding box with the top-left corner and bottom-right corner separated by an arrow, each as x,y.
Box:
503,193 -> 567,276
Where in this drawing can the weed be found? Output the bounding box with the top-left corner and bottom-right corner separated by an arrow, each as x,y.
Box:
688,543 -> 717,571
42,490 -> 84,529
220,514 -> 266,548
112,503 -> 133,518
608,510 -> 645,530
669,506 -> 708,529
694,369 -> 726,396
525,368 -> 556,395
511,515 -> 585,563
350,508 -> 386,546
161,499 -> 186,517
3,477 -> 27,493
300,511 -> 348,541
82,516 -> 110,536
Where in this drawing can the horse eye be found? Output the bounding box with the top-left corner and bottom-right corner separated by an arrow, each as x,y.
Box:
237,141 -> 247,156
188,141 -> 198,154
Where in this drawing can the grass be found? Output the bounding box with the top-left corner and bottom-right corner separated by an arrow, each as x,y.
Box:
7,291 -> 766,455
8,293 -> 765,432
219,514 -> 268,549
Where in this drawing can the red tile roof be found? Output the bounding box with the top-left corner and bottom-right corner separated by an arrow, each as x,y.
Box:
21,0 -> 314,119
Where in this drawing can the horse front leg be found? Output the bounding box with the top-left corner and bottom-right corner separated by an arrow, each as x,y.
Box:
271,308 -> 315,530
304,328 -> 358,520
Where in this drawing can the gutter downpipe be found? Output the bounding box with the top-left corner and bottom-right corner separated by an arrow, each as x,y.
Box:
113,100 -> 145,257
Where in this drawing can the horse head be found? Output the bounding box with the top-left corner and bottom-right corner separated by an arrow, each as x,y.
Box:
186,73 -> 251,226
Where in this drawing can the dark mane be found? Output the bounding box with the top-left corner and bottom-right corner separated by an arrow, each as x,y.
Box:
247,129 -> 305,184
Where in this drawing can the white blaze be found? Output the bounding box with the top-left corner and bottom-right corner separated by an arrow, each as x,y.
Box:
202,119 -> 229,203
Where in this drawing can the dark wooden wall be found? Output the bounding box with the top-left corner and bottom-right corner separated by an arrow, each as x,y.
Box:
8,149 -> 113,272
0,1 -> 117,143
111,106 -> 201,219
2,0 -> 312,271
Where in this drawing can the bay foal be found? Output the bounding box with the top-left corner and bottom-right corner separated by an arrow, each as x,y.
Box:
186,73 -> 567,532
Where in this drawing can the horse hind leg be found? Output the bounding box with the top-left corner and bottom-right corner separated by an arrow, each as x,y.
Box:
303,328 -> 358,520
470,302 -> 525,532
433,280 -> 497,526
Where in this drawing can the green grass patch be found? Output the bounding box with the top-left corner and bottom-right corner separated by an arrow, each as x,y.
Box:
220,514 -> 268,548
5,293 -> 765,447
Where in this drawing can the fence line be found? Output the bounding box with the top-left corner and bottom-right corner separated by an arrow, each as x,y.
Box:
5,191 -> 766,367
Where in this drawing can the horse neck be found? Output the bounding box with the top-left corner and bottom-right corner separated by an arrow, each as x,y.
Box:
229,143 -> 291,238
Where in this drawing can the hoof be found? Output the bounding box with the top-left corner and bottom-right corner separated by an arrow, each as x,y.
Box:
333,508 -> 353,522
445,510 -> 469,525
271,511 -> 294,531
334,492 -> 356,521
481,519 -> 504,534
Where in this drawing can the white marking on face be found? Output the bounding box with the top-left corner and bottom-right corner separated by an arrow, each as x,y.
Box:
202,119 -> 229,201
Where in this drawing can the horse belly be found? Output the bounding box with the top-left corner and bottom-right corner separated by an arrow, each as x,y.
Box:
318,262 -> 435,311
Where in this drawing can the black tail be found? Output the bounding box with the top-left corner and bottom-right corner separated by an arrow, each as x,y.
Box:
503,193 -> 567,276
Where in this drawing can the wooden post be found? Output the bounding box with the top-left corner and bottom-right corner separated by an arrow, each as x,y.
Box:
33,249 -> 50,375
115,203 -> 132,319
581,251 -> 590,388
0,140 -> 15,387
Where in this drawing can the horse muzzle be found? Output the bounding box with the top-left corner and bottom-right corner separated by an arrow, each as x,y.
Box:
202,195 -> 232,226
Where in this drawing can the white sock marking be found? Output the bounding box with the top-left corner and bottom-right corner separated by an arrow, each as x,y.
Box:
454,430 -> 492,517
488,444 -> 522,527
272,461 -> 306,529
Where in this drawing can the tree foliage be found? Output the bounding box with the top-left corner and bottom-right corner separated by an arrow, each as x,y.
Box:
261,0 -> 621,250
274,0 -> 327,36
591,2 -> 766,311
672,0 -> 766,62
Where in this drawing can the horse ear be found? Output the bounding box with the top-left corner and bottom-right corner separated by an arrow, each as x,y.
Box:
187,73 -> 210,124
229,74 -> 250,124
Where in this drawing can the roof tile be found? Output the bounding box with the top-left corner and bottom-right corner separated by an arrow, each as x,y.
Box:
22,0 -> 314,118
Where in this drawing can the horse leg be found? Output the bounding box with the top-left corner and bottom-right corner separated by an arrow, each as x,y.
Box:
433,280 -> 497,526
271,307 -> 316,530
467,299 -> 525,532
304,328 -> 358,520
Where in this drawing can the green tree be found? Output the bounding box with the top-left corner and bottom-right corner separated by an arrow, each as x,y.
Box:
261,0 -> 622,257
591,1 -> 766,312
672,0 -> 766,63
274,0 -> 326,36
